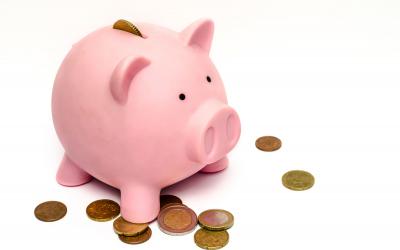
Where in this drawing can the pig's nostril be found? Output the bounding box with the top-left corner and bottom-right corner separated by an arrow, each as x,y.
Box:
226,114 -> 234,140
204,127 -> 215,155
226,112 -> 240,147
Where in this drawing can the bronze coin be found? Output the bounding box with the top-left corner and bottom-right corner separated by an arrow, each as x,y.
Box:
34,201 -> 67,222
113,216 -> 148,236
255,136 -> 282,151
160,194 -> 183,209
157,204 -> 198,235
118,227 -> 152,244
282,170 -> 315,191
198,209 -> 234,231
86,199 -> 120,222
194,228 -> 229,250
113,19 -> 143,37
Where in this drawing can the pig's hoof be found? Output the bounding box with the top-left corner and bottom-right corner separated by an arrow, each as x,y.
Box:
200,157 -> 228,173
56,155 -> 92,187
121,187 -> 160,223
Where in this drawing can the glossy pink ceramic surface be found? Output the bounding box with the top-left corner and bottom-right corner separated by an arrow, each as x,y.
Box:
52,19 -> 241,223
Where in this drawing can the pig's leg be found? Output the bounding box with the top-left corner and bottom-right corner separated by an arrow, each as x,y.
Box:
200,156 -> 229,173
120,186 -> 160,223
56,154 -> 93,186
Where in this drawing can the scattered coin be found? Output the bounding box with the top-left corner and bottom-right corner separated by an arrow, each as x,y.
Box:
160,194 -> 183,209
86,199 -> 120,222
34,201 -> 67,222
198,209 -> 234,231
158,204 -> 198,235
255,136 -> 282,152
113,19 -> 143,37
118,227 -> 152,244
282,170 -> 315,191
113,216 -> 148,236
194,228 -> 229,250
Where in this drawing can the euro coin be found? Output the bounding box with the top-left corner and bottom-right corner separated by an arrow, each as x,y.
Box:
282,170 -> 315,191
113,19 -> 143,37
86,199 -> 120,222
34,201 -> 67,222
118,227 -> 152,244
113,216 -> 148,236
158,204 -> 197,235
160,194 -> 182,209
198,209 -> 234,231
194,228 -> 229,249
255,136 -> 282,151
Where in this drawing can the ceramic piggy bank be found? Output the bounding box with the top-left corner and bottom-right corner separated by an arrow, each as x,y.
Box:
52,19 -> 241,223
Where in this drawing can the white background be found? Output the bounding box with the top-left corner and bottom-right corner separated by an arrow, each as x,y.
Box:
1,0 -> 399,249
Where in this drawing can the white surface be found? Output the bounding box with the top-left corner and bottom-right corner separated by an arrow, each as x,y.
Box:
1,0 -> 400,249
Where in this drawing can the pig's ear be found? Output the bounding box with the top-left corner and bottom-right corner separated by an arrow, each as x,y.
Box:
181,19 -> 214,53
110,56 -> 150,104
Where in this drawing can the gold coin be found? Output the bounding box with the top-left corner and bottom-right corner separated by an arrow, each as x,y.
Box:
160,194 -> 183,209
198,209 -> 234,231
113,216 -> 148,236
113,19 -> 143,37
194,228 -> 229,250
157,204 -> 198,235
34,201 -> 67,222
255,136 -> 282,151
86,199 -> 120,222
282,170 -> 315,191
118,227 -> 152,244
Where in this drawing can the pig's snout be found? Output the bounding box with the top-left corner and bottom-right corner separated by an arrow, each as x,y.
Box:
186,100 -> 241,164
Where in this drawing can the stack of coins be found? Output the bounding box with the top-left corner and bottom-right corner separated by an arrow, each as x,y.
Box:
85,199 -> 152,244
34,196 -> 233,248
113,216 -> 151,244
34,135 -> 317,248
195,209 -> 233,249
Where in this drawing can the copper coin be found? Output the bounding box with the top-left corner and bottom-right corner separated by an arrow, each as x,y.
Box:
113,19 -> 143,37
34,201 -> 67,222
282,170 -> 315,191
113,216 -> 148,236
198,209 -> 234,231
157,204 -> 198,235
86,199 -> 120,222
194,228 -> 229,250
118,227 -> 152,244
160,194 -> 183,209
255,136 -> 282,151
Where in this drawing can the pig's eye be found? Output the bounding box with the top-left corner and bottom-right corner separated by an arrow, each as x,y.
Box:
179,93 -> 186,101
206,75 -> 212,83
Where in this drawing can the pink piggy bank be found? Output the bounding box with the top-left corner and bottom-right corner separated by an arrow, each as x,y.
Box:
52,19 -> 241,223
